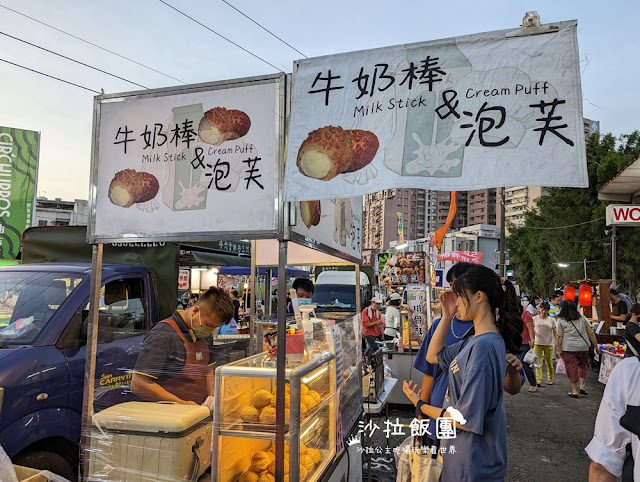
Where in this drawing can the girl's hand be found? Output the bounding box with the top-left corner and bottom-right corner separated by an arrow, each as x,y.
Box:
506,353 -> 522,372
439,290 -> 457,319
529,340 -> 535,348
402,380 -> 421,406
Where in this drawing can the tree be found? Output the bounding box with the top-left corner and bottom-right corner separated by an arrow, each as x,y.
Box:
508,131 -> 640,297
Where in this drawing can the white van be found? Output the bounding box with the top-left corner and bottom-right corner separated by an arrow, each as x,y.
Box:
312,271 -> 371,311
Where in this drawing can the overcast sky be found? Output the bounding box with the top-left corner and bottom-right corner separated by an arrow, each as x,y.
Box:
0,0 -> 637,201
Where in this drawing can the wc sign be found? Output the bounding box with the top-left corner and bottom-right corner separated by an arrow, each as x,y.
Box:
606,205 -> 640,226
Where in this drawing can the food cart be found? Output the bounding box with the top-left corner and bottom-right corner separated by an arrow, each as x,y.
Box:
79,73 -> 363,482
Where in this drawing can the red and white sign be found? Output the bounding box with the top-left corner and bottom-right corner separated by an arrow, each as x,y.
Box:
178,269 -> 190,290
437,251 -> 483,264
606,204 -> 640,226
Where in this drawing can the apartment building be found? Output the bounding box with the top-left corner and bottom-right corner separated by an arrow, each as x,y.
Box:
362,188 -> 432,256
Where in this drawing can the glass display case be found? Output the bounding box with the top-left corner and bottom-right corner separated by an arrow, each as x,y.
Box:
212,352 -> 337,482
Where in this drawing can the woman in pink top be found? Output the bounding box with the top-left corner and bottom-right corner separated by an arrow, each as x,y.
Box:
533,301 -> 557,385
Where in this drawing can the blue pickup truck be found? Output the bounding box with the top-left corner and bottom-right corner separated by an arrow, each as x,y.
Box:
0,262 -> 159,479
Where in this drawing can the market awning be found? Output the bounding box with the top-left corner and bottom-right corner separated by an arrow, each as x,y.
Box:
598,156 -> 640,202
190,251 -> 251,267
217,266 -> 310,277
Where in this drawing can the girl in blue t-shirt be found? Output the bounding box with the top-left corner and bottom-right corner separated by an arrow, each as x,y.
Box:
403,264 -> 523,481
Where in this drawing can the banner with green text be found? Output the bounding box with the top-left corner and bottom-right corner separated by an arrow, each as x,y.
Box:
0,126 -> 39,259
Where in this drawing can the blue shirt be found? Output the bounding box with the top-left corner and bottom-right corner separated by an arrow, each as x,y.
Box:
412,316 -> 474,437
438,332 -> 507,481
217,318 -> 238,335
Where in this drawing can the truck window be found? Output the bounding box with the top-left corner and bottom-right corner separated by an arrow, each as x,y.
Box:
84,278 -> 147,341
0,271 -> 85,346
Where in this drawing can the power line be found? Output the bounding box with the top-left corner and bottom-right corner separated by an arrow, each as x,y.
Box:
0,3 -> 186,84
158,0 -> 283,72
220,0 -> 307,58
519,217 -> 606,230
0,31 -> 148,89
0,57 -> 100,94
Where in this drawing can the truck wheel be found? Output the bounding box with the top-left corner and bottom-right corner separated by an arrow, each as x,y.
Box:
13,450 -> 76,481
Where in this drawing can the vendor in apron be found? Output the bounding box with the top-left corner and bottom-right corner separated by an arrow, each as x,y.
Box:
131,287 -> 235,405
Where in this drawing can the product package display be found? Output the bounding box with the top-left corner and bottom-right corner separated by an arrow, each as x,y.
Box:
87,402 -> 212,480
212,352 -> 337,481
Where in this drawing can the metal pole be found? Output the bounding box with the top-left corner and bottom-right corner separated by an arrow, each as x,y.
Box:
266,268 -> 273,320
79,243 -> 103,480
584,258 -> 587,280
275,240 -> 288,481
249,240 -> 257,355
355,264 -> 361,314
612,226 -> 617,283
499,187 -> 506,277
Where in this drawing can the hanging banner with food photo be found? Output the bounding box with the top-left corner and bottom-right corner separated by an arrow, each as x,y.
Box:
291,196 -> 362,261
89,74 -> 284,243
283,20 -> 585,201
378,251 -> 426,289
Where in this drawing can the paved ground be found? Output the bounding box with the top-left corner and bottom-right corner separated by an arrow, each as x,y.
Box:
361,365 -> 604,481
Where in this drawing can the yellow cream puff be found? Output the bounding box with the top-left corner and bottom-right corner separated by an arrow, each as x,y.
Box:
296,126 -> 353,181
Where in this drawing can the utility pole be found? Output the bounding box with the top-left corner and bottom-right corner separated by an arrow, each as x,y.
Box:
499,187 -> 506,277
611,225 -> 617,283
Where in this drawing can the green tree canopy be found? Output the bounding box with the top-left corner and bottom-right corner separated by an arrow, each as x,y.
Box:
508,131 -> 640,298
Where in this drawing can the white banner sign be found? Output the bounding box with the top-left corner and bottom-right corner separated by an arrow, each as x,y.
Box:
292,197 -> 362,260
90,75 -> 283,242
284,21 -> 585,201
178,269 -> 190,290
606,204 -> 640,226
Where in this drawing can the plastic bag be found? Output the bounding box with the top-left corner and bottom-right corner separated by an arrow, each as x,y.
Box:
556,357 -> 567,375
0,442 -> 18,482
523,349 -> 541,368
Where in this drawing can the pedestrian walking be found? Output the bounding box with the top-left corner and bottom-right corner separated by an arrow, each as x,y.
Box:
520,307 -> 538,392
556,301 -> 599,398
533,301 -> 556,385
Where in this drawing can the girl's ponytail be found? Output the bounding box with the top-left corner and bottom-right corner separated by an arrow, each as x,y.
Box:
497,279 -> 523,354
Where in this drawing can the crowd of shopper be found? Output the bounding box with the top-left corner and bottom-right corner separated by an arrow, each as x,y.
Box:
399,261 -> 639,480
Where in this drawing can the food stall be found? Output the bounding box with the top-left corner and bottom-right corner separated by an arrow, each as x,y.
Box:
79,73 -> 363,482
376,251 -> 431,404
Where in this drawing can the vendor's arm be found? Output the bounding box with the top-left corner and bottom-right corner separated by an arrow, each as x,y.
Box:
504,353 -> 523,395
426,291 -> 456,364
131,373 -> 198,405
207,369 -> 215,397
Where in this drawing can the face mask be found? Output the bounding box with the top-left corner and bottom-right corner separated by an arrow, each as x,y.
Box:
298,298 -> 314,306
191,311 -> 216,339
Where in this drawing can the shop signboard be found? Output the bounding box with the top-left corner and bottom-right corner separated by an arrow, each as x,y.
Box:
291,196 -> 362,262
177,269 -> 189,290
437,250 -> 483,264
284,20 -> 585,201
406,283 -> 428,343
0,126 -> 39,259
605,204 -> 640,226
89,74 -> 285,243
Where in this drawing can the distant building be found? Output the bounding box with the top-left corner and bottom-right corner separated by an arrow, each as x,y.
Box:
442,224 -> 500,271
467,189 -> 497,226
34,198 -> 88,227
362,189 -> 432,254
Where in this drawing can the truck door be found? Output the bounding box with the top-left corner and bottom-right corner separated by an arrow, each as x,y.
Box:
58,276 -> 150,436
